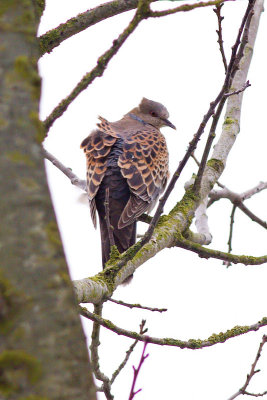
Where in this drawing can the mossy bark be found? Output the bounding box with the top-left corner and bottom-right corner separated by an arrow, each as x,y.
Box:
0,2 -> 96,399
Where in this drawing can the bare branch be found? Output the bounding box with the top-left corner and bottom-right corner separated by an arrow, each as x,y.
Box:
43,0 -> 151,132
238,202 -> 267,229
209,186 -> 267,229
111,320 -> 147,386
224,80 -> 251,97
175,234 -> 267,265
214,3 -> 228,72
227,335 -> 267,400
241,181 -> 267,201
108,298 -> 167,313
193,0 -> 255,194
43,148 -> 86,191
39,0 -> 146,55
150,0 -> 231,17
223,204 -> 237,267
128,341 -> 149,400
39,0 -> 231,56
80,306 -> 267,350
90,303 -> 113,399
198,0 -> 264,223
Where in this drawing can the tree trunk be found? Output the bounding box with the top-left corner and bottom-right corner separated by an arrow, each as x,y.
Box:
0,2 -> 96,399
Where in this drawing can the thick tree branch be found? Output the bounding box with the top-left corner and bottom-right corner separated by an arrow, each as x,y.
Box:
193,0 -> 255,194
39,0 -> 230,56
80,306 -> 267,350
197,0 -> 264,229
39,0 -> 148,55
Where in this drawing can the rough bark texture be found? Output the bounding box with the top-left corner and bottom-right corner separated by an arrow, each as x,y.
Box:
0,2 -> 96,399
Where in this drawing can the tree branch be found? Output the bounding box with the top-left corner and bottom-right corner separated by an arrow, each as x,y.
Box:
90,303 -> 113,399
39,0 -> 148,55
128,341 -> 149,400
149,0 -> 230,17
227,335 -> 267,400
193,0 -> 255,194
214,3 -> 228,72
197,0 -> 264,221
80,306 -> 267,350
175,234 -> 267,265
43,0 -> 151,132
223,204 -> 237,267
39,0 -> 230,56
209,185 -> 267,229
108,298 -> 167,313
43,148 -> 86,191
110,320 -> 147,386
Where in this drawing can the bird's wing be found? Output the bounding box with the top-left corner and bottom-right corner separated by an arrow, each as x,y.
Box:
118,127 -> 169,228
81,129 -> 116,227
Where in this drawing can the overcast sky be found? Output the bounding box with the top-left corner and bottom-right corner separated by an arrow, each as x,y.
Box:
39,1 -> 267,399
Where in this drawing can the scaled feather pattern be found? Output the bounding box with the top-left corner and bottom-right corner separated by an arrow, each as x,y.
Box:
81,98 -> 175,268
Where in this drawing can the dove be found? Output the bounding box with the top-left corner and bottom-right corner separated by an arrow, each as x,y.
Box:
81,98 -> 175,268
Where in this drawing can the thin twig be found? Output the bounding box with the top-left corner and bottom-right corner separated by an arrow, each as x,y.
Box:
128,341 -> 149,400
108,298 -> 167,313
227,335 -> 267,400
223,204 -> 237,267
43,148 -> 86,191
110,320 -> 147,385
224,80 -> 251,97
214,3 -> 228,72
90,303 -> 113,400
150,0 -> 231,17
228,204 -> 236,254
80,306 -> 267,350
104,188 -> 115,247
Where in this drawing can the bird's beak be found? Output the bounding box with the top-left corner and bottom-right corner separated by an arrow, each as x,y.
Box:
162,118 -> 176,130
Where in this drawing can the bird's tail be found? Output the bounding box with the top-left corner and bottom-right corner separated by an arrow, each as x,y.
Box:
99,215 -> 136,267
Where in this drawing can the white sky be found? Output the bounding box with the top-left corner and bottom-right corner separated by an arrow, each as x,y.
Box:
39,1 -> 267,399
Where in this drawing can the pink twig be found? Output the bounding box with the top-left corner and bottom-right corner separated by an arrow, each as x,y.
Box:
128,342 -> 149,400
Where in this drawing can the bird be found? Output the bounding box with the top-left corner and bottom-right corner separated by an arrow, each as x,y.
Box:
81,97 -> 176,269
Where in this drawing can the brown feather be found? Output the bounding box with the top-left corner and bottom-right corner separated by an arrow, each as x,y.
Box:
81,99 -> 174,273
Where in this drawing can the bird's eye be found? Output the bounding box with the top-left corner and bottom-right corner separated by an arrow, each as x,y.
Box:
150,111 -> 157,117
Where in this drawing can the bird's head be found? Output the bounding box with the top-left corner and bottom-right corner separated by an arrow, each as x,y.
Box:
134,97 -> 176,130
